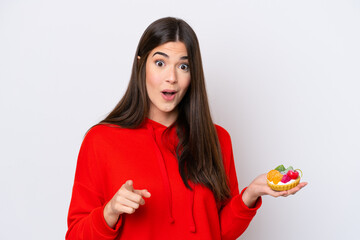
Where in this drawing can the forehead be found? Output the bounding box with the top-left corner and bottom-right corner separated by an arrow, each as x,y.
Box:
150,41 -> 188,56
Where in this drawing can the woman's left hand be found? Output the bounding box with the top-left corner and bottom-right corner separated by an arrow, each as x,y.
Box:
242,173 -> 308,208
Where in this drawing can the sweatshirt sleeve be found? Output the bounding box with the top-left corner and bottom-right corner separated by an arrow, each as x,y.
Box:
215,125 -> 262,240
66,126 -> 123,240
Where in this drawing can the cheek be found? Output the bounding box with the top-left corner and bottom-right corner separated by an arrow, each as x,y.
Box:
146,69 -> 161,92
181,76 -> 191,91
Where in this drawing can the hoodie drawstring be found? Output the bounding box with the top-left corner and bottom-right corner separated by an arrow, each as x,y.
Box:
145,120 -> 196,233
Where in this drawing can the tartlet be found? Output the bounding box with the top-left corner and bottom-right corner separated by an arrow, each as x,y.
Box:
267,165 -> 303,191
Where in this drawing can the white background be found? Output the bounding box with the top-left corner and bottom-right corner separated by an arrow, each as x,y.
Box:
1,0 -> 359,239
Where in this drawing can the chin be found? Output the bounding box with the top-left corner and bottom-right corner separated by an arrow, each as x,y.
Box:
162,108 -> 175,113
161,104 -> 175,111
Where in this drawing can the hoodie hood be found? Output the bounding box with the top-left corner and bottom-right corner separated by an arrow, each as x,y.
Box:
143,117 -> 196,233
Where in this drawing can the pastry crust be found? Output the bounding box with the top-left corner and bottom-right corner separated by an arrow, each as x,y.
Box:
267,177 -> 300,191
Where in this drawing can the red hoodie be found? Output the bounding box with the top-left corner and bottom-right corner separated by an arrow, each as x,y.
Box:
66,118 -> 261,240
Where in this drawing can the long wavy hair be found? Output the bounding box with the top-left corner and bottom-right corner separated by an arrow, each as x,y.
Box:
96,17 -> 231,202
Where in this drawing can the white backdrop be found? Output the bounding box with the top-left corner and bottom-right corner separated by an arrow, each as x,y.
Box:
1,0 -> 359,239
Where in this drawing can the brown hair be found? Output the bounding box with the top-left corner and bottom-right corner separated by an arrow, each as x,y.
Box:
97,17 -> 231,202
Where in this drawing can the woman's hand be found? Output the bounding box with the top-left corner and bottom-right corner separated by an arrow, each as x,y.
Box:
103,180 -> 151,229
242,173 -> 308,208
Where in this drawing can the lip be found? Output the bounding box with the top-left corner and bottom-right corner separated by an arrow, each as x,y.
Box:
161,89 -> 177,101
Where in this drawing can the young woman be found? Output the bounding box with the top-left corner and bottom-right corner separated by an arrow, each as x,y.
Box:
66,17 -> 306,240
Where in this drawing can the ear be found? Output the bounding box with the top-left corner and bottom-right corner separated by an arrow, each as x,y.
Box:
137,56 -> 141,60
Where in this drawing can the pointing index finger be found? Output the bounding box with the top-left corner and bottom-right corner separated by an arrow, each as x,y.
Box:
134,189 -> 151,198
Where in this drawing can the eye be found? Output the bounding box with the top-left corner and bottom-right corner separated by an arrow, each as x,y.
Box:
155,60 -> 165,67
179,63 -> 189,72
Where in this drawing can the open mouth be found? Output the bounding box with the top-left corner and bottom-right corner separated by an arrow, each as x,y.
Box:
161,90 -> 177,100
162,91 -> 176,96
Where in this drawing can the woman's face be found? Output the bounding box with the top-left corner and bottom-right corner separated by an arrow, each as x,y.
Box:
145,41 -> 191,125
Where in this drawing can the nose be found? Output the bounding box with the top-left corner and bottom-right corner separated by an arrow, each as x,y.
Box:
166,66 -> 177,84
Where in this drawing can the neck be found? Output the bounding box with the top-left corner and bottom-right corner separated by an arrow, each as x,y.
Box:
148,110 -> 178,127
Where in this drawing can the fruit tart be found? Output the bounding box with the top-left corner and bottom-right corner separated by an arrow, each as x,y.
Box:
267,165 -> 303,191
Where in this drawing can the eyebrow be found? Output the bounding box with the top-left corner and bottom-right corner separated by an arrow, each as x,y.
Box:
152,51 -> 188,60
